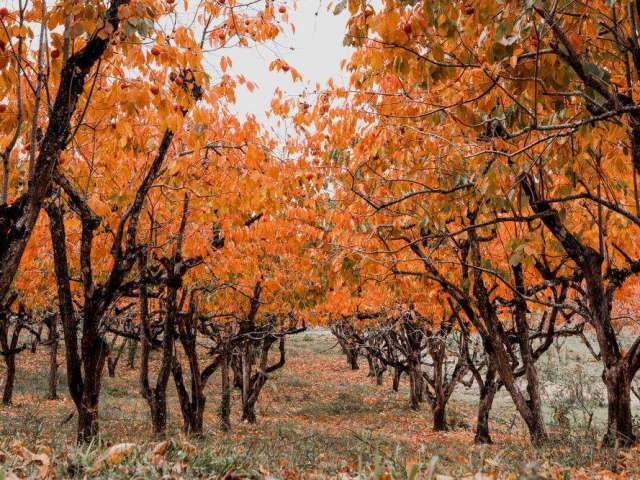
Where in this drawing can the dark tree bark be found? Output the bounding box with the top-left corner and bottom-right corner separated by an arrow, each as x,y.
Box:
2,355 -> 16,405
138,196 -> 208,435
138,250 -> 176,435
347,349 -> 359,370
231,354 -> 243,389
47,199 -> 114,442
46,202 -> 90,441
373,358 -> 386,386
232,289 -> 304,425
365,354 -> 377,378
602,364 -> 635,447
468,339 -> 499,444
171,297 -> 220,435
138,246 -> 176,435
469,253 -> 548,446
398,321 -> 425,410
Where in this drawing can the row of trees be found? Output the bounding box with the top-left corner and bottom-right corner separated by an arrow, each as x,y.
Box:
0,0 -> 323,443
286,0 -> 640,449
330,300 -> 588,445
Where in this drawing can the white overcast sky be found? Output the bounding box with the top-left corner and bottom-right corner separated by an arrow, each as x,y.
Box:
223,1 -> 352,130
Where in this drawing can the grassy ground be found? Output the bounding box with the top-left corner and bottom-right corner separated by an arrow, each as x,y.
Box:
0,330 -> 639,478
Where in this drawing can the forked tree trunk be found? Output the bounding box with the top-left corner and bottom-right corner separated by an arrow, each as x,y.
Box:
172,337 -> 219,436
170,238 -> 219,436
331,324 -> 360,370
521,175 -> 637,448
468,238 -> 548,446
483,330 -> 548,446
239,335 -> 288,424
138,250 -> 174,437
423,326 -> 468,433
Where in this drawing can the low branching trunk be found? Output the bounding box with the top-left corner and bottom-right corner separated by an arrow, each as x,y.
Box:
521,173 -> 639,447
239,336 -> 286,423
331,322 -> 360,370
